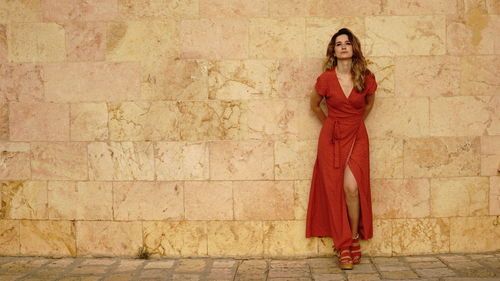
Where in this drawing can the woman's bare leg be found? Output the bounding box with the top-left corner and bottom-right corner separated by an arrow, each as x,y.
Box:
343,165 -> 359,236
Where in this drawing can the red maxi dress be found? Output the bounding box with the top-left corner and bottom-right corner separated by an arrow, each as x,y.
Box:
306,69 -> 377,251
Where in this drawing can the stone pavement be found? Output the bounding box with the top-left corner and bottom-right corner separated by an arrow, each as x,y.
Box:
0,252 -> 499,281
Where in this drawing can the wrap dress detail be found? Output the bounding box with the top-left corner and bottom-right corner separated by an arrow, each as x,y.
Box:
306,69 -> 377,251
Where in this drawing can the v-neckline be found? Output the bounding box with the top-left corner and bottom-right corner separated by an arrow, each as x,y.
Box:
334,68 -> 354,100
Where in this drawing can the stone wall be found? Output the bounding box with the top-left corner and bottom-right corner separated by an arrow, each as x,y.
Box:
0,0 -> 499,258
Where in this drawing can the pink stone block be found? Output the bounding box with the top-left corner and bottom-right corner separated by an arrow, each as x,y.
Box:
0,102 -> 7,139
309,0 -> 383,16
44,62 -> 140,102
0,220 -> 19,255
31,142 -> 88,180
490,177 -> 500,215
184,181 -> 233,220
0,64 -> 44,102
42,0 -> 118,21
199,0 -> 268,18
274,59 -> 323,98
0,25 -> 6,62
9,102 -> 69,141
0,142 -> 31,180
181,19 -> 248,59
65,22 -> 106,61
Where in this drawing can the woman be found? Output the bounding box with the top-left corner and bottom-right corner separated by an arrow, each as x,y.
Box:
306,28 -> 377,270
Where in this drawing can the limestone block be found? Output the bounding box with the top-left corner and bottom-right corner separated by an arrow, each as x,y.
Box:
181,19 -> 248,59
269,0 -> 310,16
76,221 -> 142,257
490,177 -> 500,215
20,220 -> 76,257
0,103 -> 6,140
305,17 -> 365,58
0,220 -> 19,255
0,0 -> 41,23
403,137 -> 480,178
365,97 -> 429,138
370,138 -> 404,179
372,179 -> 430,219
233,181 -> 294,220
113,181 -> 183,220
430,96 -> 499,136
8,23 -> 65,62
431,177 -> 489,217
395,56 -> 461,97
308,0 -> 383,16
117,0 -> 198,20
367,57 -> 395,98
42,0 -> 117,21
31,142 -> 88,180
249,18 -> 305,59
383,0 -> 458,15
209,141 -> 274,180
0,142 -> 30,180
263,221 -> 317,256
392,218 -> 450,255
0,64 -> 44,102
108,101 -> 179,141
44,62 -> 140,102
274,140 -> 316,180
48,181 -> 112,220
184,181 -> 233,220
450,216 -> 500,252
0,25 -> 6,62
207,221 -> 264,256
160,59 -> 208,101
487,0 -> 500,13
199,0 -> 268,17
294,180 -> 310,220
460,56 -> 499,96
70,103 -> 108,141
88,142 -> 154,181
366,16 -> 446,56
447,13 -> 496,55
155,142 -> 208,181
1,181 -> 47,219
273,59 -> 323,99
65,22 -> 106,62
178,101 -> 243,141
143,221 -> 207,257
9,102 -> 69,141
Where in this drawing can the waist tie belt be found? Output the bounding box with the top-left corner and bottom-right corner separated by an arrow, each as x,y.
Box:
331,120 -> 341,169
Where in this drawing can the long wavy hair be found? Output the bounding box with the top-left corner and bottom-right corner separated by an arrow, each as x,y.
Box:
324,28 -> 371,92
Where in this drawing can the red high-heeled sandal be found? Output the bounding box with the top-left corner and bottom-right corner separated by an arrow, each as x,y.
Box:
350,234 -> 361,264
338,248 -> 353,270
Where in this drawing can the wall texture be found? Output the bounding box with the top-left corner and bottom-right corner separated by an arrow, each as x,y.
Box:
0,0 -> 499,258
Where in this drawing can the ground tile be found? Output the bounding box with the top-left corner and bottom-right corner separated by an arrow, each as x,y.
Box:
175,259 -> 207,272
351,263 -> 376,273
447,261 -> 483,269
81,258 -> 116,265
71,265 -> 110,274
312,274 -> 346,281
212,260 -> 238,267
415,267 -> 457,277
103,273 -> 135,281
58,277 -> 102,281
371,257 -> 403,265
268,269 -> 310,277
376,265 -> 411,272
172,274 -> 201,281
409,261 -> 447,269
456,269 -> 497,278
404,256 -> 439,262
312,267 -> 343,274
46,258 -> 76,267
438,255 -> 470,262
380,270 -> 419,279
143,260 -> 175,269
346,273 -> 381,281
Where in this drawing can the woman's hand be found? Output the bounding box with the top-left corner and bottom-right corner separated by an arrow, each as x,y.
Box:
310,89 -> 326,123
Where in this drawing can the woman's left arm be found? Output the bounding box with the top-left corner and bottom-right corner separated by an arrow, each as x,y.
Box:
363,94 -> 375,119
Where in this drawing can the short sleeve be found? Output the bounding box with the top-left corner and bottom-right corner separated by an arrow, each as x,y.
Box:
315,73 -> 328,97
365,73 -> 377,95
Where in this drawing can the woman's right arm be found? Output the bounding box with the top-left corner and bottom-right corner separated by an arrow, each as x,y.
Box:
310,89 -> 326,124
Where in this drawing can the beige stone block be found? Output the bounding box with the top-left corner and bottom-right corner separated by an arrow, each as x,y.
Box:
0,63 -> 44,102
268,0 -> 311,16
366,16 -> 446,56
199,0 -> 267,17
0,25 -> 6,62
77,221 -> 142,257
392,218 -> 450,255
44,62 -> 140,102
0,220 -> 19,255
308,0 -> 383,16
487,0 -> 500,13
0,142 -> 30,180
447,13 -> 496,55
0,103 -> 6,139
372,179 -> 430,219
430,96 -> 499,136
263,221 -> 316,256
207,221 -> 264,256
395,56 -> 461,97
404,137 -> 480,178
367,57 -> 395,98
117,0 -> 197,20
1,181 -> 47,219
365,97 -> 429,138
20,220 -> 76,257
181,19 -> 248,59
362,219 -> 392,256
184,181 -> 233,220
250,18 -> 305,59
208,60 -> 277,100
370,138 -> 403,179
70,103 -> 108,141
383,0 -> 458,15
431,177 -> 489,217
0,0 -> 41,23
460,56 -> 499,96
48,181 -> 112,220
65,22 -> 106,62
8,23 -> 65,62
305,17 -> 365,58
109,101 -> 179,141
113,181 -> 183,220
234,181 -> 294,220
273,59 -> 323,99
209,141 -> 274,180
490,177 -> 500,215
450,216 -> 500,252
9,102 -> 69,141
31,142 -> 88,180
42,0 -> 117,21
274,140 -> 316,180
294,180 -> 310,220
88,142 -> 154,181
155,142 -> 208,181
143,221 -> 207,257
482,136 -> 500,176
159,59 -> 208,101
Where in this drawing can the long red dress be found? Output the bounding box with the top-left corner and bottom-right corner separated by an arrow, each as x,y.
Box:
306,68 -> 377,251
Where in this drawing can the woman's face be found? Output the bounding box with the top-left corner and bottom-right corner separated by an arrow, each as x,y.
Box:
334,34 -> 353,60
